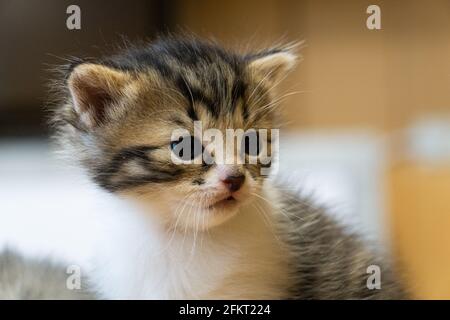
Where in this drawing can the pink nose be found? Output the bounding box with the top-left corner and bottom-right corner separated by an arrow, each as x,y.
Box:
221,175 -> 245,192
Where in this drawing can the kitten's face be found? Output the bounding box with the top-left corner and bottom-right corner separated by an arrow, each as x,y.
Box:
57,39 -> 296,230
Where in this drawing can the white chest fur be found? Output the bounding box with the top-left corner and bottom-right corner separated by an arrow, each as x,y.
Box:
89,190 -> 290,299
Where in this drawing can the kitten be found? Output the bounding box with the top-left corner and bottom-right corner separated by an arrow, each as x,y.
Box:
50,36 -> 406,299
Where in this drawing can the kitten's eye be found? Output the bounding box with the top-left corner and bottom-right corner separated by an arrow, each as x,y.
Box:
242,131 -> 261,156
170,136 -> 203,161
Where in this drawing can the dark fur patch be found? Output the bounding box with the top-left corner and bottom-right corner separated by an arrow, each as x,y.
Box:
175,76 -> 202,121
94,145 -> 183,191
192,178 -> 205,185
231,78 -> 246,112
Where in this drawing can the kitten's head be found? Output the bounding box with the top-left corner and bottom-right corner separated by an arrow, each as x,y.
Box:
53,37 -> 297,230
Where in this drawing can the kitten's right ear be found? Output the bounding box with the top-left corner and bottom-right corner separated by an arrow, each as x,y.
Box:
67,63 -> 132,128
247,49 -> 298,85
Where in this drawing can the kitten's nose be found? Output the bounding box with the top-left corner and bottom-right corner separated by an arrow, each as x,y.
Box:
221,175 -> 245,192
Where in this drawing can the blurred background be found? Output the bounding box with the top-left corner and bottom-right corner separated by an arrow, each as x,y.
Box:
1,0 -> 450,299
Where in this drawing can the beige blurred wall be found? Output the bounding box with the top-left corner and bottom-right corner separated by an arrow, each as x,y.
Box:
176,0 -> 450,299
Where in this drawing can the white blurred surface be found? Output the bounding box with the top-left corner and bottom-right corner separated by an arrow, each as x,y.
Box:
406,116 -> 450,164
0,141 -> 98,267
0,132 -> 387,266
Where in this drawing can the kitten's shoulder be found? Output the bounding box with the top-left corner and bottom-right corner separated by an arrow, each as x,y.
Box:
268,181 -> 408,299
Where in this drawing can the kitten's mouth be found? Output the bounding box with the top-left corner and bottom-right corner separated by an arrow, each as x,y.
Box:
207,195 -> 237,210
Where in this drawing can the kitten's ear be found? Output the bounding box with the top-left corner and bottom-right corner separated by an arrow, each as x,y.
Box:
67,63 -> 132,128
248,49 -> 297,85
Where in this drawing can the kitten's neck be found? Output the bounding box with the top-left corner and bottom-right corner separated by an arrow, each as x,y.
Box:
90,185 -> 291,299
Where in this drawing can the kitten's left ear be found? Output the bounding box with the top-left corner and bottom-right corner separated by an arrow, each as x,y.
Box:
67,63 -> 134,128
247,49 -> 298,85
